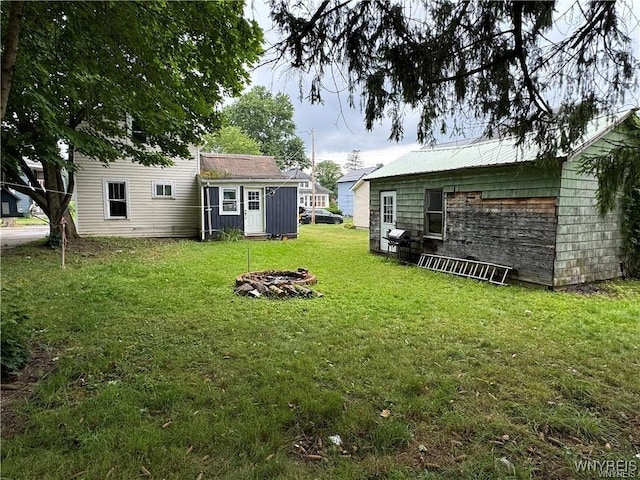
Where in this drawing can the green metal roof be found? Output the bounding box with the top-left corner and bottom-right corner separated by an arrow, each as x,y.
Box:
366,110 -> 636,180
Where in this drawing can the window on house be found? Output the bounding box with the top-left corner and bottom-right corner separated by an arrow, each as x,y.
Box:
425,189 -> 444,238
153,181 -> 174,198
300,181 -> 309,189
131,118 -> 147,143
219,187 -> 239,215
315,195 -> 327,207
104,180 -> 129,219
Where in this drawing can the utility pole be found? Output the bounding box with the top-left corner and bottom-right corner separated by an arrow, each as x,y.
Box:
311,128 -> 316,225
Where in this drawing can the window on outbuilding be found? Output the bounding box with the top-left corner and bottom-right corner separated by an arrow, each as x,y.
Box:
219,187 -> 240,215
425,188 -> 444,238
104,180 -> 129,219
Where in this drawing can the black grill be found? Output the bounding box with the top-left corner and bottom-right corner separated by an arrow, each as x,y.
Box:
385,229 -> 411,247
384,229 -> 411,261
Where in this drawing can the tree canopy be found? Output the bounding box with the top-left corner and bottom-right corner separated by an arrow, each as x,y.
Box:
224,86 -> 310,170
269,0 -> 638,159
315,160 -> 342,195
202,126 -> 262,155
344,150 -> 363,171
1,1 -> 262,241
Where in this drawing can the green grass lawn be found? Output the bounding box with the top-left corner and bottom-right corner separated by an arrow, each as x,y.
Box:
1,226 -> 639,479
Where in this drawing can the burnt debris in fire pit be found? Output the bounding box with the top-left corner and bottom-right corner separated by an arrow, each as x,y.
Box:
235,268 -> 322,298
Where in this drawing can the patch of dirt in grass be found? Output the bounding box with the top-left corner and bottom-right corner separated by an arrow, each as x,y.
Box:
0,346 -> 59,438
561,282 -> 616,296
398,438 -> 460,472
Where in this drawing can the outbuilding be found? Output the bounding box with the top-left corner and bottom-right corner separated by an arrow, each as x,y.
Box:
366,110 -> 638,288
199,154 -> 299,240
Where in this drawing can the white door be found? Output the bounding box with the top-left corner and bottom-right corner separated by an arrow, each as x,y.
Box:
244,188 -> 264,234
380,191 -> 396,252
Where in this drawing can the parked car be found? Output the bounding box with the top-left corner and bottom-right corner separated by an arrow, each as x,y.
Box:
300,208 -> 344,224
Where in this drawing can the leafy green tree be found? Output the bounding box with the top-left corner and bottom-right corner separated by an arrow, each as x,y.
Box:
270,1 -> 637,159
579,114 -> 640,277
344,150 -> 363,171
315,160 -> 342,196
1,1 -> 262,243
202,126 -> 262,155
225,86 -> 310,170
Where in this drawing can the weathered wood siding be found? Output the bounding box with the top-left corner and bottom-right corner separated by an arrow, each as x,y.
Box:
444,193 -> 557,285
370,163 -> 562,284
75,148 -> 200,238
553,131 -> 625,286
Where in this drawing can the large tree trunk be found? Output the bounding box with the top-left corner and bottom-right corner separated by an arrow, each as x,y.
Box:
1,1 -> 24,121
42,161 -> 79,246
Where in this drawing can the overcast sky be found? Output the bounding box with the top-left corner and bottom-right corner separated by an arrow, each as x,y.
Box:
244,0 -> 640,169
245,1 -> 424,169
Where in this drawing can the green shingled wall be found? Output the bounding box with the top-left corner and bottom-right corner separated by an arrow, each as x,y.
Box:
553,130 -> 626,287
370,162 -> 561,246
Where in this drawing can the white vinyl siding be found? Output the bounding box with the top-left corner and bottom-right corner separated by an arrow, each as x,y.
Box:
75,145 -> 199,237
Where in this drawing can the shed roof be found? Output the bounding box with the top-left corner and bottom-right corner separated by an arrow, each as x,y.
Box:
366,110 -> 635,180
337,166 -> 380,183
200,153 -> 283,179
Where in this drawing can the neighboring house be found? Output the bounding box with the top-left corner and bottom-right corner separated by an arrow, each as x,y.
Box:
284,169 -> 331,209
337,166 -> 380,217
75,146 -> 201,238
1,187 -> 24,218
199,154 -> 298,240
366,110 -> 638,288
9,160 -> 44,215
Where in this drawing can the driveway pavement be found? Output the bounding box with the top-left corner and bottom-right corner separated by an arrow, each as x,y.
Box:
0,226 -> 49,250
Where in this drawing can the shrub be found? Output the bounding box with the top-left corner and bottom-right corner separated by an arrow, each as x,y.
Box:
327,202 -> 342,215
1,303 -> 31,379
344,221 -> 356,229
220,227 -> 244,242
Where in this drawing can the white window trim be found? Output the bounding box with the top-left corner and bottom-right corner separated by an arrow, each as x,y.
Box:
152,181 -> 176,199
103,179 -> 130,220
424,188 -> 445,240
219,186 -> 240,215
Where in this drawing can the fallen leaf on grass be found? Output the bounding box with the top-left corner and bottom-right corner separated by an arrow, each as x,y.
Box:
380,409 -> 391,418
140,466 -> 151,476
162,421 -> 172,428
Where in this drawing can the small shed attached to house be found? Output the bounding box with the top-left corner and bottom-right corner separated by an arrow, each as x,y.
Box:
337,166 -> 381,217
199,154 -> 298,240
366,110 -> 638,288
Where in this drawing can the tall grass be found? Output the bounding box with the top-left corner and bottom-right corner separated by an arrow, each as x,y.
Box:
1,226 -> 639,479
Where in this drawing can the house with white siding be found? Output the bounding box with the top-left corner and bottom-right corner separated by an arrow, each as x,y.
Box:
284,169 -> 331,209
75,146 -> 201,238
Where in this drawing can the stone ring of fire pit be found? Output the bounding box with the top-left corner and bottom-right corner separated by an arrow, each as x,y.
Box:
235,268 -> 321,298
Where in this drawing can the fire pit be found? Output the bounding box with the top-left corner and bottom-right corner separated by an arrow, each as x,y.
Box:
235,268 -> 321,298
